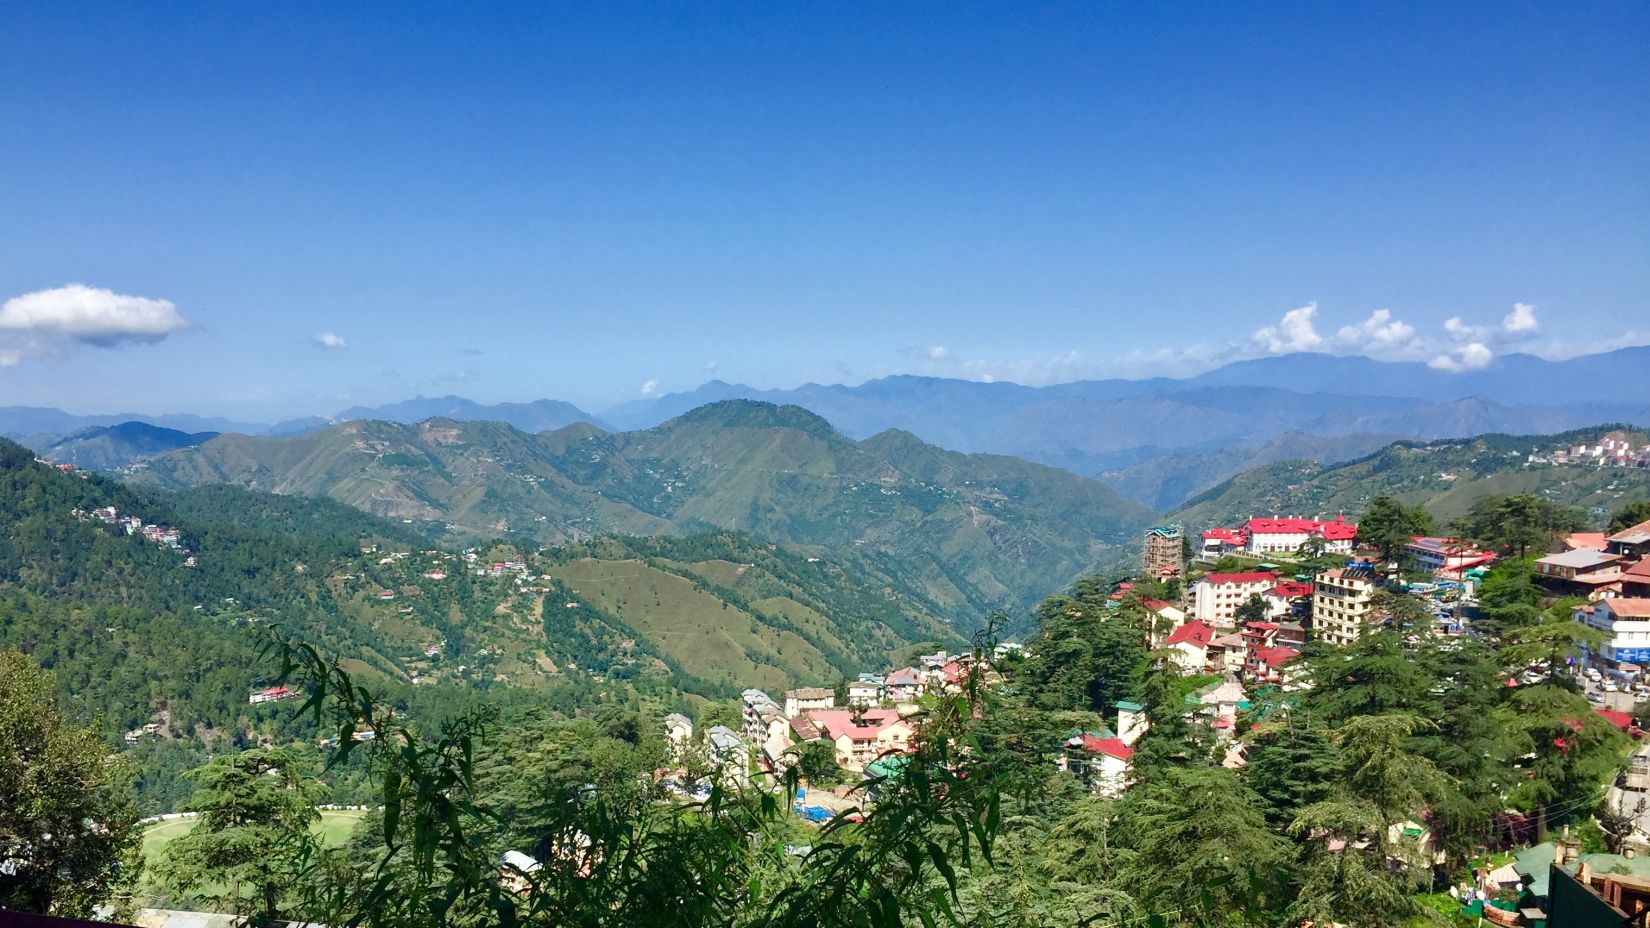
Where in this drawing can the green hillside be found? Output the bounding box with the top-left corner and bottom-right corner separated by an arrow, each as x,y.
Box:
1172,425 -> 1650,529
131,400 -> 1155,620
1,440 -> 958,811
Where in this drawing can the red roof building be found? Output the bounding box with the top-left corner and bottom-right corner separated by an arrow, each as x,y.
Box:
1065,733 -> 1135,760
1167,620 -> 1216,647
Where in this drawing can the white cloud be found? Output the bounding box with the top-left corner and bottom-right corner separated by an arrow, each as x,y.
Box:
705,359 -> 719,372
1334,309 -> 1417,352
927,345 -> 951,360
1428,342 -> 1494,372
1252,303 -> 1325,353
640,379 -> 660,396
0,349 -> 19,367
314,332 -> 348,350
1504,302 -> 1539,333
1443,316 -> 1483,341
0,284 -> 187,346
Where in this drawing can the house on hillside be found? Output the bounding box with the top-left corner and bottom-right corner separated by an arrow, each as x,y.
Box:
1141,598 -> 1188,644
784,687 -> 835,718
807,708 -> 911,771
249,686 -> 297,705
1207,632 -> 1248,674
847,675 -> 883,707
1261,580 -> 1314,618
664,713 -> 694,758
1535,550 -> 1624,600
1057,733 -> 1134,797
885,668 -> 925,704
1185,674 -> 1249,725
1166,620 -> 1215,673
1248,646 -> 1301,688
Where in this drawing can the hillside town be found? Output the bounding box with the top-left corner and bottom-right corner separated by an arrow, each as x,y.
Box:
644,506 -> 1650,926
1530,431 -> 1650,469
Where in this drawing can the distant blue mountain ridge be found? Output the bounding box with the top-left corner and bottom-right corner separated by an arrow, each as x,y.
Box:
9,347 -> 1647,507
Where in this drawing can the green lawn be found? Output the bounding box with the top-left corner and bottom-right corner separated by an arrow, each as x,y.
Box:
142,808 -> 367,865
139,809 -> 368,904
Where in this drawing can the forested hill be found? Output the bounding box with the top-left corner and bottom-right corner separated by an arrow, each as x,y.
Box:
41,420 -> 220,470
1171,425 -> 1650,529
0,438 -> 960,809
130,400 -> 1157,621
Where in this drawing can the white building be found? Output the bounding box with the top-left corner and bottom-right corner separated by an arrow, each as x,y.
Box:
783,687 -> 835,718
1240,516 -> 1357,556
1576,598 -> 1650,665
1192,571 -> 1280,627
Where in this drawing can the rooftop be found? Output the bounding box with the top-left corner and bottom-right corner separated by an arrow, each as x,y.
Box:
1601,598 -> 1650,618
1564,532 -> 1609,551
1609,519 -> 1650,546
1167,620 -> 1216,647
1538,549 -> 1624,569
1243,515 -> 1357,541
1202,571 -> 1279,585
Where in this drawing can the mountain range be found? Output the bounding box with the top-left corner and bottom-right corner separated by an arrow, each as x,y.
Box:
14,347 -> 1650,508
128,400 -> 1155,622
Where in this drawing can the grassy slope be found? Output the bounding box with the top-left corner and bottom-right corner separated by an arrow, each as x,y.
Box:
545,558 -> 837,692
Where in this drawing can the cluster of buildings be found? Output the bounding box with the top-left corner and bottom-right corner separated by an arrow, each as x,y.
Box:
1537,522 -> 1650,602
467,550 -> 531,578
1529,432 -> 1650,469
73,504 -> 195,565
1559,518 -> 1650,667
661,650 -> 985,786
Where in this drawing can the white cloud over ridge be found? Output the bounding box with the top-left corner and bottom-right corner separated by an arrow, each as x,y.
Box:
0,284 -> 187,346
314,332 -> 348,349
1428,342 -> 1495,372
945,301 -> 1574,384
1252,303 -> 1326,353
640,379 -> 660,396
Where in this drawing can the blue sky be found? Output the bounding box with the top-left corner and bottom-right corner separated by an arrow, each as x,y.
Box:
1,2 -> 1646,419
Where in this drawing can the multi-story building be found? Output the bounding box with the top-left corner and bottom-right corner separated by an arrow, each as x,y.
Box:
1143,523 -> 1185,579
783,687 -> 836,718
1534,550 -> 1624,600
1312,566 -> 1379,645
1242,516 -> 1357,556
1575,598 -> 1650,666
1192,571 -> 1280,628
1405,536 -> 1497,576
